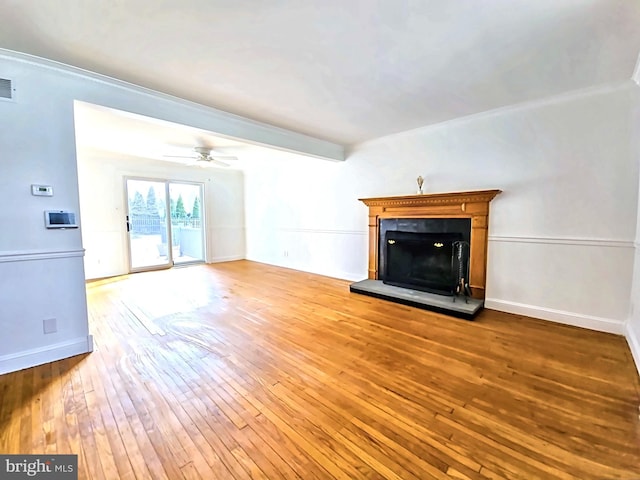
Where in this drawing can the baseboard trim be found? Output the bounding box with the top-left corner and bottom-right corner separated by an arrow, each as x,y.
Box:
244,257 -> 365,282
303,266 -> 365,282
0,335 -> 94,375
485,298 -> 625,334
209,255 -> 245,263
334,272 -> 368,282
624,322 -> 640,377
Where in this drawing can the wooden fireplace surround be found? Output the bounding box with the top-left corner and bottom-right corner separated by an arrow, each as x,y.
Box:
359,189 -> 501,299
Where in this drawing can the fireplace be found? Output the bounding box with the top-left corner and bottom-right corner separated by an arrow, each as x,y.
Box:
381,218 -> 471,295
350,190 -> 500,319
384,231 -> 463,294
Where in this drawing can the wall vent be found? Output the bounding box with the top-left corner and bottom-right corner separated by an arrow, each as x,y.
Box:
0,78 -> 15,101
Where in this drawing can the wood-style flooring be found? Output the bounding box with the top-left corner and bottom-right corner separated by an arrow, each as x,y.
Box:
1,260 -> 639,479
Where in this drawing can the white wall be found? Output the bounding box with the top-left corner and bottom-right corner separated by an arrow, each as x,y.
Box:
243,151 -> 369,280
0,57 -> 92,373
0,49 -> 338,374
77,151 -> 245,280
626,83 -> 640,371
244,82 -> 639,334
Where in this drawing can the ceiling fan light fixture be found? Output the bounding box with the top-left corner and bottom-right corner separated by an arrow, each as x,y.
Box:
191,146 -> 212,163
163,145 -> 238,168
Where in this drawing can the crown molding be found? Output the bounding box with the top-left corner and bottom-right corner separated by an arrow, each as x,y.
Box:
354,81 -> 633,149
0,48 -> 344,161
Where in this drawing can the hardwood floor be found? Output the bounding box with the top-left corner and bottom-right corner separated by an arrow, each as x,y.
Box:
1,260 -> 639,479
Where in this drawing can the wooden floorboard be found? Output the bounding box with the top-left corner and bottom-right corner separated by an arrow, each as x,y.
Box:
1,260 -> 640,479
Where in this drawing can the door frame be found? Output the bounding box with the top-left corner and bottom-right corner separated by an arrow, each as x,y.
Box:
124,176 -> 174,274
124,176 -> 207,273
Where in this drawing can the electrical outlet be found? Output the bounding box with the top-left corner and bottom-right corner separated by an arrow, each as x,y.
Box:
43,318 -> 57,334
283,250 -> 289,257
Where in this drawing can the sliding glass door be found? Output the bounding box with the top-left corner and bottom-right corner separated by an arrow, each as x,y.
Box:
169,182 -> 205,265
126,179 -> 171,271
125,178 -> 205,272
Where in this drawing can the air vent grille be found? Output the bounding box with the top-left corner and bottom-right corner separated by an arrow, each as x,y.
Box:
0,78 -> 14,100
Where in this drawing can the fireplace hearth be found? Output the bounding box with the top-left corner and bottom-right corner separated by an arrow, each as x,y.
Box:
350,189 -> 501,319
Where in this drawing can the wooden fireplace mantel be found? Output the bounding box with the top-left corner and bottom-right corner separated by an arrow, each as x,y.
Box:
359,189 -> 501,299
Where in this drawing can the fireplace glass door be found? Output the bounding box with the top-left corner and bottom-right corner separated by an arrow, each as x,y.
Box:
383,231 -> 463,295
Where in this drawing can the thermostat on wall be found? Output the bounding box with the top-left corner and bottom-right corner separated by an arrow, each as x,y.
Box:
44,210 -> 78,229
32,184 -> 53,196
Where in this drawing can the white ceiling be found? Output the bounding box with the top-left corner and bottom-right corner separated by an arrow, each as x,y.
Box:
1,0 -> 640,146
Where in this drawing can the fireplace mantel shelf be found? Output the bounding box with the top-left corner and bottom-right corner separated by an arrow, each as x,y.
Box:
359,189 -> 501,300
359,189 -> 501,208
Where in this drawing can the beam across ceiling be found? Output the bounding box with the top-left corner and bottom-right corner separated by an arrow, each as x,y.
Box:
0,48 -> 345,161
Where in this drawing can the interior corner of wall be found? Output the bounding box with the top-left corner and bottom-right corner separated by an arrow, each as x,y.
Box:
625,320 -> 640,377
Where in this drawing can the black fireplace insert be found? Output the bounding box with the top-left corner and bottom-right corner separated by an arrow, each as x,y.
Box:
380,218 -> 472,296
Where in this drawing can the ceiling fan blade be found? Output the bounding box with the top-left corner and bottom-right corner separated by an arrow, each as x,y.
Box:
163,146 -> 238,167
163,154 -> 197,159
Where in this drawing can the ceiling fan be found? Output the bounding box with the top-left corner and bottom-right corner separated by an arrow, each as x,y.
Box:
163,146 -> 239,167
